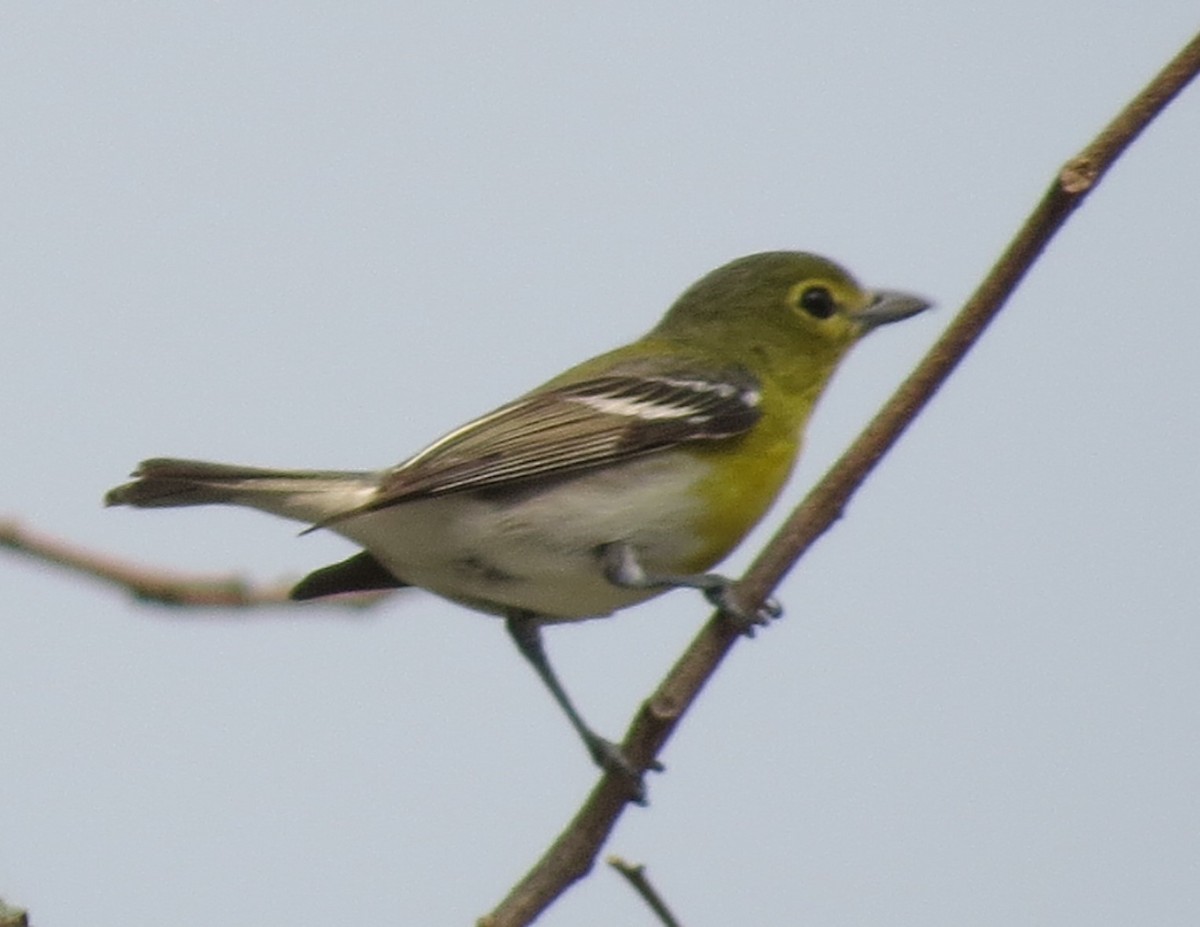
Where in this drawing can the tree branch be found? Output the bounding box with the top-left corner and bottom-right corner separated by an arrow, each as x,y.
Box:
0,518 -> 389,611
479,28 -> 1200,927
607,857 -> 683,927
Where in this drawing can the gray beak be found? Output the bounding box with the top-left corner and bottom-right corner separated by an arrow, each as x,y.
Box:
854,289 -> 932,332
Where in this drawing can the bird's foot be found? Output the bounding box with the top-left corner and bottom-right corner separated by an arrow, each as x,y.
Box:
694,574 -> 782,637
582,732 -> 663,806
601,542 -> 782,636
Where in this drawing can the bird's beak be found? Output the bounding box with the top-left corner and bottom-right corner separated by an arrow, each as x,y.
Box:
853,289 -> 932,332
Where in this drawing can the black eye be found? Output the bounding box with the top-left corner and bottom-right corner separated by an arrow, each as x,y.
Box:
798,285 -> 836,319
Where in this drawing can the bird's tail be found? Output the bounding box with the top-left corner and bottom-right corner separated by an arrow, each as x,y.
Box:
104,457 -> 378,526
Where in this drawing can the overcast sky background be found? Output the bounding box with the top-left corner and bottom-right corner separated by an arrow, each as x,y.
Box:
3,5 -> 1198,926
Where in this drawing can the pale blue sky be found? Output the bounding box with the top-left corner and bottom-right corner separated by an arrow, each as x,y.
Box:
3,5 -> 1199,925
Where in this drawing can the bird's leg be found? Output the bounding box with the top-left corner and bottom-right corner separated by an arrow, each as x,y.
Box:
504,611 -> 656,804
601,541 -> 782,635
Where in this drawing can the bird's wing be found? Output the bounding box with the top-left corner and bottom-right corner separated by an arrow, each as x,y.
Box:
321,368 -> 762,525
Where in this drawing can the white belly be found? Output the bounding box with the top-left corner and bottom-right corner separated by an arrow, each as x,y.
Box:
333,452 -> 710,620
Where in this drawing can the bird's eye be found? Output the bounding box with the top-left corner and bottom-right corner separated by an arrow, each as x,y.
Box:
797,285 -> 836,319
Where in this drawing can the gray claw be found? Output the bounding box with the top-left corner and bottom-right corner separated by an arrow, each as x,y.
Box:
702,580 -> 783,636
585,735 -> 658,805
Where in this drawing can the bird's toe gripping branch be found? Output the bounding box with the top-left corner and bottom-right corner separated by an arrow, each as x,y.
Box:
601,542 -> 782,636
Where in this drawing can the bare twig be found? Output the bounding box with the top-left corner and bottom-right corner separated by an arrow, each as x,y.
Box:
0,518 -> 389,611
607,857 -> 683,927
480,29 -> 1200,927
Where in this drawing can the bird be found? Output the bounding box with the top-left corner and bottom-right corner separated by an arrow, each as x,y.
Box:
106,251 -> 929,802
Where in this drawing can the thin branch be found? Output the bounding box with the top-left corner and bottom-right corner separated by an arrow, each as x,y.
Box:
480,28 -> 1200,927
607,857 -> 683,927
0,518 -> 389,611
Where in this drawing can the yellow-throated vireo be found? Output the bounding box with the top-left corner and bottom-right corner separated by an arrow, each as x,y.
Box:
106,251 -> 929,802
